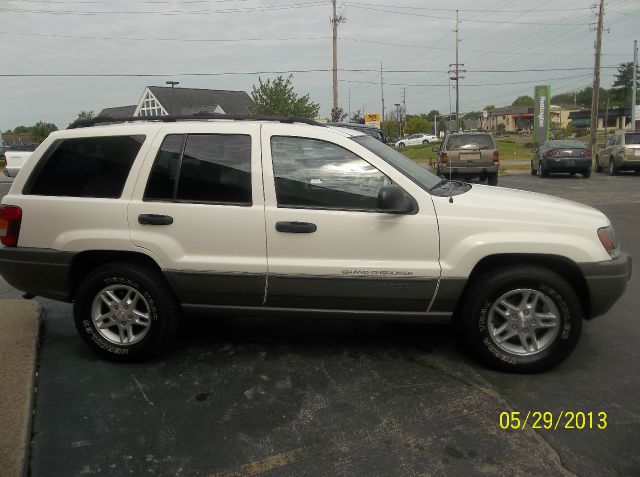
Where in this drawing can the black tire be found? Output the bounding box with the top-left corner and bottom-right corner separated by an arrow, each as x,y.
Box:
595,157 -> 602,173
460,266 -> 582,373
422,140 -> 429,144
609,158 -> 617,176
583,169 -> 591,178
539,161 -> 548,178
530,161 -> 536,175
487,172 -> 498,186
73,262 -> 180,362
398,143 -> 406,149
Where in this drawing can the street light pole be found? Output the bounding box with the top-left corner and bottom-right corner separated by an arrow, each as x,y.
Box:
166,80 -> 179,116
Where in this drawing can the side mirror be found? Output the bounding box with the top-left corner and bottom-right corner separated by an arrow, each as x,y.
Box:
377,185 -> 417,214
432,146 -> 440,153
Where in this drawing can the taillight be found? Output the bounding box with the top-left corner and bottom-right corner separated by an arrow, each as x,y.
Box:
580,150 -> 592,157
441,152 -> 448,164
0,205 -> 22,246
492,150 -> 500,164
546,149 -> 560,158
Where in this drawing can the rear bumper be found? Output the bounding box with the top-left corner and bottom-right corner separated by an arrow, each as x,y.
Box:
543,157 -> 592,172
436,164 -> 499,176
617,158 -> 640,170
579,252 -> 632,319
0,247 -> 75,301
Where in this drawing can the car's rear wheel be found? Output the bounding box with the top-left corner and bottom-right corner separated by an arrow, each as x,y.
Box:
398,143 -> 406,149
530,161 -> 536,175
73,262 -> 179,362
583,169 -> 591,178
460,266 -> 582,372
539,161 -> 548,177
487,172 -> 498,186
422,140 -> 429,144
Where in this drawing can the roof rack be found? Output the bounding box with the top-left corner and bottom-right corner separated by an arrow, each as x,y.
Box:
68,114 -> 323,129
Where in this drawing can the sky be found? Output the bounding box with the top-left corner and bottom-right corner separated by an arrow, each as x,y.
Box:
0,0 -> 638,131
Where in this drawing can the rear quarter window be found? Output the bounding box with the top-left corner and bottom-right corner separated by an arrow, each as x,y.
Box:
24,135 -> 145,198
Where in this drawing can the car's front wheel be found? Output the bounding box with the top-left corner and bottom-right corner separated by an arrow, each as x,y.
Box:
73,262 -> 180,362
460,266 -> 582,372
398,143 -> 406,149
609,158 -> 617,176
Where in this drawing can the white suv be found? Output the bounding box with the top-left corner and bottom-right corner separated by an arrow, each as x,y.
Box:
0,116 -> 631,372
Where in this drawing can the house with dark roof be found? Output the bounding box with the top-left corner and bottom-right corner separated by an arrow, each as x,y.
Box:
98,86 -> 254,119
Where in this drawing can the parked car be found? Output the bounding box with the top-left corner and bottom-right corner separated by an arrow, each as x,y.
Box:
0,116 -> 630,372
434,131 -> 500,186
596,131 -> 640,175
531,140 -> 592,178
395,133 -> 437,149
3,144 -> 38,177
330,122 -> 385,143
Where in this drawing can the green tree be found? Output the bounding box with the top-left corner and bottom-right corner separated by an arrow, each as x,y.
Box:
610,62 -> 640,108
249,75 -> 320,118
404,115 -> 431,135
512,95 -> 534,107
31,121 -> 58,142
350,109 -> 364,124
331,107 -> 347,122
484,105 -> 496,111
68,110 -> 95,127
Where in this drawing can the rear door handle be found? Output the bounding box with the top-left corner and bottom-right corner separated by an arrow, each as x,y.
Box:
275,221 -> 317,233
138,214 -> 173,225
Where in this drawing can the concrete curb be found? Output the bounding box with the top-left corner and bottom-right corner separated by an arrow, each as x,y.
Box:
0,300 -> 42,477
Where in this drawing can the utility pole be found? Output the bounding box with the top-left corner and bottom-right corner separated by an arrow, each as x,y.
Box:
166,80 -> 179,116
434,113 -> 437,136
604,97 -> 609,136
590,0 -> 605,150
381,62 -> 385,122
401,87 -> 406,137
394,103 -> 401,137
632,40 -> 638,130
449,10 -> 465,132
331,0 -> 345,119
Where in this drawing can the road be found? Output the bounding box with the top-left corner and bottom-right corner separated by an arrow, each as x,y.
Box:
2,173 -> 639,476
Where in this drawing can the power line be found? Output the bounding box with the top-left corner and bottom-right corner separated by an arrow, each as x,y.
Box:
342,1 -> 592,13
0,2 -> 321,15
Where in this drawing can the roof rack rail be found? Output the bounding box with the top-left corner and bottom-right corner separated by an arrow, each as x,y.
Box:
68,114 -> 323,129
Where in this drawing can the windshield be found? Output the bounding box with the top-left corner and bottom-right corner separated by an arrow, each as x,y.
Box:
352,135 -> 441,190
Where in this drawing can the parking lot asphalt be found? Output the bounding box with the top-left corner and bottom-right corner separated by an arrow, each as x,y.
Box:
2,173 -> 639,476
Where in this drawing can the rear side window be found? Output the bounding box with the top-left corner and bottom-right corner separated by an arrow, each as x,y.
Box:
25,135 -> 145,198
144,133 -> 252,205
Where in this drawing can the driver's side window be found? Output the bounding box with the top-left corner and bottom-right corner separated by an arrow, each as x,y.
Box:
270,136 -> 391,211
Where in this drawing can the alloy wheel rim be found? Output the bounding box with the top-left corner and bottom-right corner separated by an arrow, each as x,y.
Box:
90,285 -> 151,346
487,288 -> 560,356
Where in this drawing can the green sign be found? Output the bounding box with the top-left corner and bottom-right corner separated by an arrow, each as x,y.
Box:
533,85 -> 551,146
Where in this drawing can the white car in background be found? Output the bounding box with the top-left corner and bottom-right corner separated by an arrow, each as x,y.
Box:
2,144 -> 38,178
395,133 -> 438,149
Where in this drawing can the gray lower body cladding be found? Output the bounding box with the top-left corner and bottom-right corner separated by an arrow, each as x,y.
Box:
0,247 -> 74,301
579,253 -> 632,318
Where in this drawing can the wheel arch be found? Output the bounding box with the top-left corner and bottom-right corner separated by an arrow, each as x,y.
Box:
454,253 -> 591,319
69,250 -> 166,300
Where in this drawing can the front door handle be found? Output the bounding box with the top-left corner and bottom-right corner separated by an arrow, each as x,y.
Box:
275,221 -> 317,233
138,214 -> 173,225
